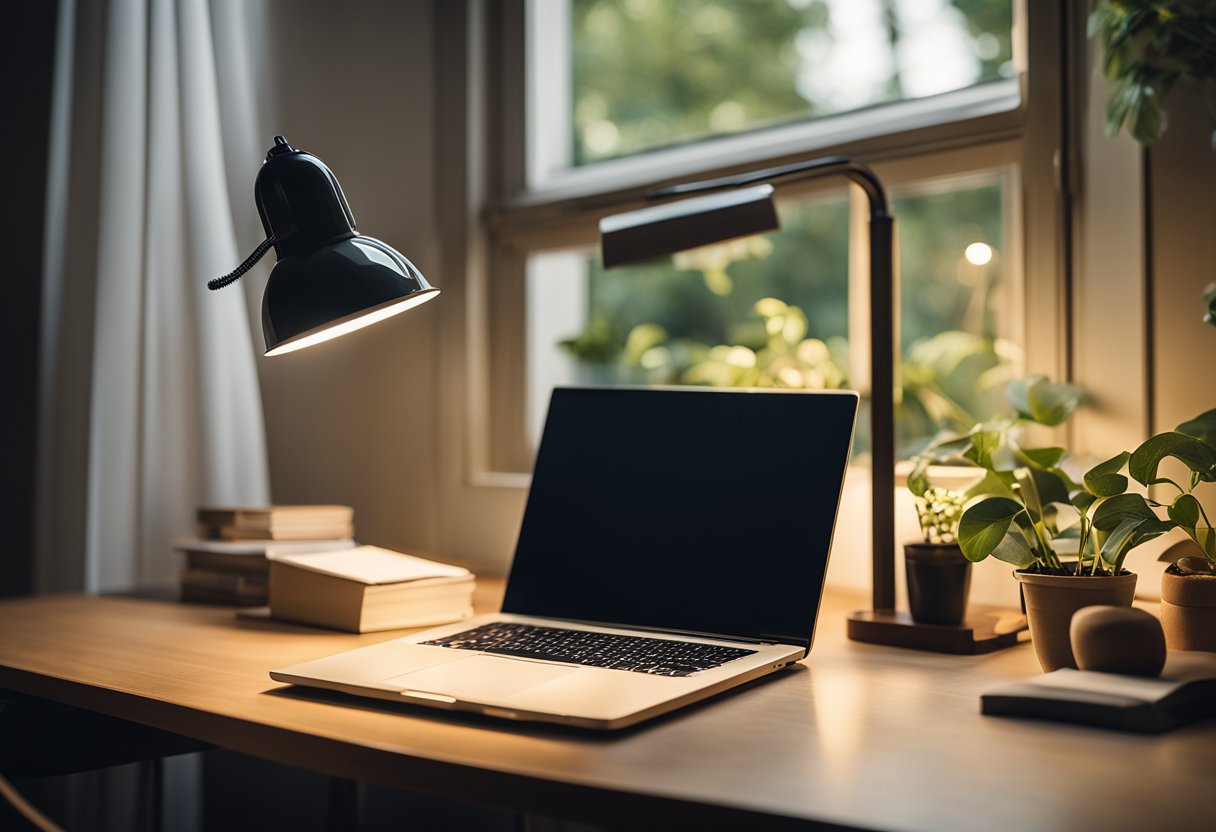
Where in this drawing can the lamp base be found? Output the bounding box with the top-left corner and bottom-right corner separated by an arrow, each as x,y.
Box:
846,607 -> 1028,654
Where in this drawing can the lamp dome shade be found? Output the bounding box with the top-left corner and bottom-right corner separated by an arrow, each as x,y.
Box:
252,137 -> 438,356
261,237 -> 438,356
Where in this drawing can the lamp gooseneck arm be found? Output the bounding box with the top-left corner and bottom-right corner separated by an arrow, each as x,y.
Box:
648,155 -> 889,218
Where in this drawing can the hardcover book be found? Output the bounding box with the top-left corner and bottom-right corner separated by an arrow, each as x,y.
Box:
268,546 -> 475,633
197,505 -> 355,541
982,652 -> 1216,733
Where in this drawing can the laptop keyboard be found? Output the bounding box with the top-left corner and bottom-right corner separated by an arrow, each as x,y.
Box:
420,621 -> 757,677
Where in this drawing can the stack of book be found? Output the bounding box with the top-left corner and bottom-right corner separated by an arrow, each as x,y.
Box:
268,545 -> 475,632
178,505 -> 356,605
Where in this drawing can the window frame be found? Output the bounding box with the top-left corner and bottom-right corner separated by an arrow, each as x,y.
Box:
434,0 -> 1071,569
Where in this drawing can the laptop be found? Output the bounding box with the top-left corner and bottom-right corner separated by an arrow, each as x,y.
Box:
271,386 -> 857,729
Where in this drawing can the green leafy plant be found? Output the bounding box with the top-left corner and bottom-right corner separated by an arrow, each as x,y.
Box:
910,485 -> 966,544
1090,1 -> 1216,148
930,377 -> 1140,576
1080,409 -> 1216,575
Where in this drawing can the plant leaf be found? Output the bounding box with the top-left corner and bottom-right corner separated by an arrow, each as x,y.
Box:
1006,376 -> 1083,427
964,429 -> 1003,470
908,457 -> 930,498
1019,446 -> 1066,469
1129,432 -> 1216,485
1101,517 -> 1175,567
1084,451 -> 1130,497
1176,408 -> 1216,448
1071,490 -> 1097,512
919,431 -> 975,463
1091,493 -> 1158,532
1032,466 -> 1073,507
958,497 -> 1025,563
1014,467 -> 1044,523
963,469 -> 1016,501
991,530 -> 1036,568
1100,517 -> 1145,566
1168,493 -> 1201,532
1045,502 -> 1081,535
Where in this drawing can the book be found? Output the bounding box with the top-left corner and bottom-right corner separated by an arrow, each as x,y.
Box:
981,652 -> 1216,733
197,505 -> 355,541
267,546 -> 475,633
175,537 -> 356,576
180,568 -> 269,606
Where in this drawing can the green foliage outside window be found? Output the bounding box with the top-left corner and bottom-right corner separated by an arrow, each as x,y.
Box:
571,0 -> 1014,165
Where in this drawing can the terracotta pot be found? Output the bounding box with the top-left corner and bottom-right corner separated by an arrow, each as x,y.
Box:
1160,568 -> 1216,652
1016,569 -> 1137,672
904,542 -> 971,625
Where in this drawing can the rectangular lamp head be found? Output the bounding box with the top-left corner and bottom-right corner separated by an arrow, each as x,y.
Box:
599,184 -> 779,268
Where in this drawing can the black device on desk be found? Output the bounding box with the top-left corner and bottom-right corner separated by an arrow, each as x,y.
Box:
272,386 -> 858,728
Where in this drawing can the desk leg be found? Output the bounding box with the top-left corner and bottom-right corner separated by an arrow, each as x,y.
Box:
135,759 -> 163,832
327,776 -> 364,832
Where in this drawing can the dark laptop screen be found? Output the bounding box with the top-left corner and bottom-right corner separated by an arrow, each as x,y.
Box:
502,387 -> 857,650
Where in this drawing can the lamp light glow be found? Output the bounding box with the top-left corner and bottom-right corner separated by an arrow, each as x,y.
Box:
264,289 -> 440,356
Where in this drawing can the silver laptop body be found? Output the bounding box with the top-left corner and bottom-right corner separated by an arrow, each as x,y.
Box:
272,387 -> 857,729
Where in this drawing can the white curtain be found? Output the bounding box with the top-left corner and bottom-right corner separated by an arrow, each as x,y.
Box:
38,0 -> 270,592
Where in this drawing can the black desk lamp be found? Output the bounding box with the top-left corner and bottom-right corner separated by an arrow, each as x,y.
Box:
211,136 -> 439,355
601,156 -> 1022,653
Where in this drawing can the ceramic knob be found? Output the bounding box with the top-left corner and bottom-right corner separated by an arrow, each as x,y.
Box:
1070,606 -> 1166,677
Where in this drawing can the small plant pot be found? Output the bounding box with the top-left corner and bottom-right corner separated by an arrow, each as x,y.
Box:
904,542 -> 971,626
1016,569 -> 1137,672
1160,567 -> 1216,653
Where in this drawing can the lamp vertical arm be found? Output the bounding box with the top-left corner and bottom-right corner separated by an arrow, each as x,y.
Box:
868,213 -> 896,613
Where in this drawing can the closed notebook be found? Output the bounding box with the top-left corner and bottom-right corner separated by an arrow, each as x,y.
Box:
268,546 -> 475,633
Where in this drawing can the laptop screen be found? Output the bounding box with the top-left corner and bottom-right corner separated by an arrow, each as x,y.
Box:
502,387 -> 857,650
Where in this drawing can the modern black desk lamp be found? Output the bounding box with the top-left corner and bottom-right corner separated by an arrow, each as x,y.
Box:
598,155 -> 901,634
210,136 -> 439,355
600,155 -> 1017,652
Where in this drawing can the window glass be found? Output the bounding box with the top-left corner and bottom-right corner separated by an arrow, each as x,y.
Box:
569,0 -> 1015,165
892,171 -> 1017,449
526,171 -> 1017,456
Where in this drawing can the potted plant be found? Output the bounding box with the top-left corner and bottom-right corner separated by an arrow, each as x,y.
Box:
1078,408 -> 1216,651
903,474 -> 970,626
949,377 -> 1152,672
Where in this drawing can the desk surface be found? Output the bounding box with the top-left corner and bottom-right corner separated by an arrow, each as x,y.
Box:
1,583 -> 1213,831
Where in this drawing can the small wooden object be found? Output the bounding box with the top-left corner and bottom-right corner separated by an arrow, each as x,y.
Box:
847,605 -> 1028,654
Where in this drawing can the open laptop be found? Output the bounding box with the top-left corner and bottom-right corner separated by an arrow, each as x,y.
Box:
271,386 -> 857,729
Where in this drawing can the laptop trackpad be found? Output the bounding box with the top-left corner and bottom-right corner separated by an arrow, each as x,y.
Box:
385,654 -> 580,702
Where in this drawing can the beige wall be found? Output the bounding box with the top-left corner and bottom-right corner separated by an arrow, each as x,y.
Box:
253,1 -> 446,561
1149,90 -> 1216,437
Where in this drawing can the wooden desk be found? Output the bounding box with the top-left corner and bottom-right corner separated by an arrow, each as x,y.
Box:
0,583 -> 1213,831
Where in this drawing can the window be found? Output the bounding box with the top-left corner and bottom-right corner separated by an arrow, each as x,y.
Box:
525,165 -> 1019,456
455,0 -> 1064,487
544,0 -> 1016,173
